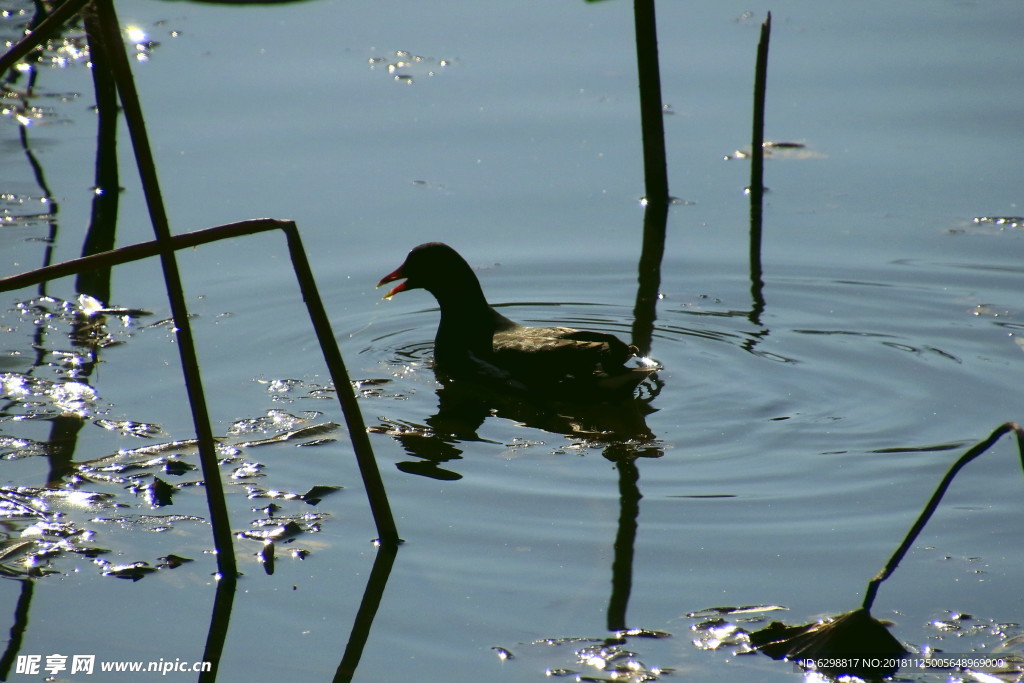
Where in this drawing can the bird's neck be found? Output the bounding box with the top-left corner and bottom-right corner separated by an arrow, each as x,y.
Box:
433,282 -> 498,362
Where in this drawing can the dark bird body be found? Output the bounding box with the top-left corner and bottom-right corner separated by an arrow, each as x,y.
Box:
378,243 -> 655,397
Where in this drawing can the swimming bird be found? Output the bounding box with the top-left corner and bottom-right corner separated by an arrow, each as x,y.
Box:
377,242 -> 655,397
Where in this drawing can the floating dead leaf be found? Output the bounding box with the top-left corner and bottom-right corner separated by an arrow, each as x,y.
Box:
99,560 -> 158,581
299,485 -> 342,505
687,605 -> 788,618
156,554 -> 193,569
750,607 -> 905,677
142,477 -> 175,507
233,422 -> 340,448
258,540 -> 275,575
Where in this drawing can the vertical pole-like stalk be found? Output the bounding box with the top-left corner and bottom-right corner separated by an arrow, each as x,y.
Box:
78,4 -> 121,303
748,12 -> 771,318
633,0 -> 670,205
283,226 -> 400,545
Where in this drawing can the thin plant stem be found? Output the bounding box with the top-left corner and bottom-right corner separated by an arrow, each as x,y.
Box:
748,13 -> 771,319
749,12 -> 771,221
633,0 -> 670,205
862,422 -> 1024,610
631,199 -> 668,356
281,228 -> 400,544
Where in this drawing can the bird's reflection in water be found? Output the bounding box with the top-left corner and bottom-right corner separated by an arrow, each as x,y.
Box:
372,371 -> 662,481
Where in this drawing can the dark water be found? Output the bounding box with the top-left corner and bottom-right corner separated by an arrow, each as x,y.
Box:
1,0 -> 1023,681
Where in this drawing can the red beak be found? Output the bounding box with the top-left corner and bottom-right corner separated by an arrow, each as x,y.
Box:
376,266 -> 407,299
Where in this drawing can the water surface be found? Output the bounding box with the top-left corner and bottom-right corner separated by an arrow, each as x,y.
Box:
1,0 -> 1023,681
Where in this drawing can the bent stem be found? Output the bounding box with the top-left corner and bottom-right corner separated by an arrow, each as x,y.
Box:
0,219 -> 400,546
862,422 -> 1024,610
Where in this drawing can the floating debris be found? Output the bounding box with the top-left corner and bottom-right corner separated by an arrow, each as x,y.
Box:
230,462 -> 264,480
0,538 -> 43,576
0,290 -> 351,580
0,372 -> 98,418
299,485 -> 342,505
367,50 -> 454,85
162,459 -> 195,476
76,294 -> 152,319
575,641 -> 673,679
491,646 -> 514,661
260,378 -> 306,395
93,419 -> 163,438
140,477 -> 176,507
687,605 -> 789,619
228,409 -> 319,435
90,513 -> 207,534
725,141 -> 824,160
257,540 -> 275,575
613,628 -> 672,639
952,216 -> 1024,235
972,216 -> 1022,229
0,538 -> 38,563
232,422 -> 340,448
238,519 -> 305,543
156,554 -> 193,569
691,616 -> 755,652
97,560 -> 158,581
350,377 -> 408,399
114,439 -> 204,458
750,608 -> 906,678
0,488 -> 49,518
242,484 -> 342,505
0,435 -> 50,460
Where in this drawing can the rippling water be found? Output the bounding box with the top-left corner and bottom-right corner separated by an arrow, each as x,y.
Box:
1,0 -> 1023,681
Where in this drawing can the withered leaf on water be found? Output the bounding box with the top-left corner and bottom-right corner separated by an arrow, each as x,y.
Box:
143,477 -> 176,507
101,561 -> 158,581
156,554 -> 193,569
300,485 -> 343,505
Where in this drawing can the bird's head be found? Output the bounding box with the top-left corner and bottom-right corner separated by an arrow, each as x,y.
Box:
377,242 -> 472,300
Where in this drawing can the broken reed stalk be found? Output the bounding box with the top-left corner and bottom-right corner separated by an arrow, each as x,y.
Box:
862,422 -> 1024,610
749,12 -> 771,222
0,219 -> 400,546
633,0 -> 670,205
748,12 -> 771,317
88,0 -> 237,579
629,0 -> 671,355
280,228 -> 401,545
